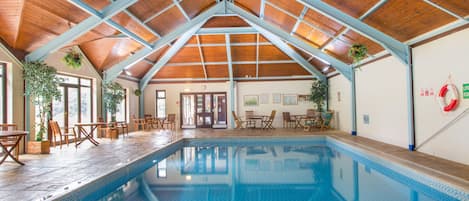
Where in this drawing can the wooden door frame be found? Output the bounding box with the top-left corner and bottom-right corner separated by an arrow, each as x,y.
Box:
179,92 -> 227,129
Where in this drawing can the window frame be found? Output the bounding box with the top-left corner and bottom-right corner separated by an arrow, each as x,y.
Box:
0,63 -> 6,123
156,90 -> 166,118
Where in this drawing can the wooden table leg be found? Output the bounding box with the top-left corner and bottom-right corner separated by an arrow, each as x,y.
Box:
0,136 -> 24,165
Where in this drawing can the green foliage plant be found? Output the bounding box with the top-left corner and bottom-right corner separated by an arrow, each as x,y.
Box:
23,61 -> 62,141
348,44 -> 368,64
62,50 -> 83,69
103,82 -> 125,122
310,80 -> 328,112
134,89 -> 142,96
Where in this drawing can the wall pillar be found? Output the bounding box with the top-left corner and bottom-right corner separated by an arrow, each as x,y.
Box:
406,48 -> 415,151
351,69 -> 357,136
139,89 -> 144,118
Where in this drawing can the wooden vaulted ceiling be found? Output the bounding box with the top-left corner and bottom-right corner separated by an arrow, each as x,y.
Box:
0,0 -> 468,80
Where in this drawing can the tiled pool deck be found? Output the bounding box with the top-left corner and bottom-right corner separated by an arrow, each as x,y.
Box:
0,128 -> 468,200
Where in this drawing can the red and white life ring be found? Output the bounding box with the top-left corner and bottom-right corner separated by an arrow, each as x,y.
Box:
437,84 -> 459,112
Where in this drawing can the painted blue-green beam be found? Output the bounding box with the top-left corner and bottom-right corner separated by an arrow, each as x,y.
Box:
297,0 -> 409,65
227,3 -> 352,81
139,21 -> 206,90
26,0 -> 138,61
104,3 -> 224,82
225,34 -> 236,129
250,22 -> 326,82
69,0 -> 152,49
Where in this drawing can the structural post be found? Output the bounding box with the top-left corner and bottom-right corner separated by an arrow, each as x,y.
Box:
351,69 -> 357,136
101,80 -> 107,122
139,90 -> 145,118
406,48 -> 415,151
225,34 -> 235,128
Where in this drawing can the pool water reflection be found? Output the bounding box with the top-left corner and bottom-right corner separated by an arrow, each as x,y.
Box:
97,140 -> 458,201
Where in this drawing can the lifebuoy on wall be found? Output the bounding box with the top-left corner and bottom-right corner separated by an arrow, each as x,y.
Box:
437,84 -> 459,112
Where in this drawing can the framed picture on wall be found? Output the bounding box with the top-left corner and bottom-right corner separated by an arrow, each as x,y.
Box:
272,93 -> 281,104
244,95 -> 259,106
298,95 -> 311,103
283,94 -> 298,105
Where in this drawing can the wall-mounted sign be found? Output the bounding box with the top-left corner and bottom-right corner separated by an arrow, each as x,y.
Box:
463,83 -> 469,99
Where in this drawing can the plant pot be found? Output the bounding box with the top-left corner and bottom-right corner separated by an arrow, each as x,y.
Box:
27,140 -> 50,154
105,128 -> 119,140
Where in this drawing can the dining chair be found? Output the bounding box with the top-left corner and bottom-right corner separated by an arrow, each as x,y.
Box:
162,114 -> 176,130
282,112 -> 296,128
245,111 -> 256,128
232,111 -> 245,129
49,120 -> 78,149
132,115 -> 146,131
262,110 -> 276,129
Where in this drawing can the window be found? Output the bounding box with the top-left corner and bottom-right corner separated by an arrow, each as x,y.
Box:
0,63 -> 6,123
156,90 -> 166,118
156,159 -> 167,178
50,74 -> 93,130
107,89 -> 127,122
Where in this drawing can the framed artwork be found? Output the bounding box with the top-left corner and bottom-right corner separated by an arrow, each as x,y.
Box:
283,94 -> 298,105
272,93 -> 281,104
260,93 -> 269,104
298,95 -> 311,103
244,95 -> 259,106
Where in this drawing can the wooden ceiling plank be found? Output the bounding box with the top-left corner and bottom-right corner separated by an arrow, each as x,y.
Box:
423,0 -> 468,21
297,0 -> 409,65
26,0 -> 138,61
143,1 -> 178,24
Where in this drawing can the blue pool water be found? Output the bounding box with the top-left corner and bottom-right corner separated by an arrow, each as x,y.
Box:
62,137 -> 467,201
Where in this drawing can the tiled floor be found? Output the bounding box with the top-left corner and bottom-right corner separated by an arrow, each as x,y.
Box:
0,128 -> 468,201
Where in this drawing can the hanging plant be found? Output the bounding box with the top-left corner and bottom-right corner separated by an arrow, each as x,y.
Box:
134,89 -> 142,96
62,50 -> 83,69
348,44 -> 368,63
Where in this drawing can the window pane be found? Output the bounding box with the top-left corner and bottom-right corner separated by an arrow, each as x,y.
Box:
57,74 -> 79,85
68,88 -> 79,129
80,87 -> 91,123
157,91 -> 165,98
80,79 -> 91,86
52,87 -> 65,129
157,99 -> 166,118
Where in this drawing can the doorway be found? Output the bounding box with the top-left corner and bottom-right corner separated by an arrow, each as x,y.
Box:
180,92 -> 227,129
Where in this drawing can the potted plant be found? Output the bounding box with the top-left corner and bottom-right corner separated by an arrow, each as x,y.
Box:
103,81 -> 125,123
23,61 -> 62,154
62,50 -> 83,69
134,89 -> 142,96
310,80 -> 328,112
348,44 -> 368,64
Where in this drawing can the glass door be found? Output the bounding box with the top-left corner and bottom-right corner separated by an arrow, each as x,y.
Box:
181,94 -> 195,128
213,93 -> 227,128
52,86 -> 79,130
196,94 -> 213,128
180,92 -> 227,129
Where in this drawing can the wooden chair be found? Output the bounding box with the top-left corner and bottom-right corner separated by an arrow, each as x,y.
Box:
116,121 -> 129,137
162,114 -> 176,130
262,110 -> 276,129
132,115 -> 146,131
245,110 -> 256,128
282,112 -> 296,128
49,121 -> 77,149
0,124 -> 20,158
320,111 -> 334,131
232,111 -> 245,129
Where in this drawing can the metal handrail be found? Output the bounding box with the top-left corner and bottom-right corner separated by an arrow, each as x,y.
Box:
416,107 -> 469,150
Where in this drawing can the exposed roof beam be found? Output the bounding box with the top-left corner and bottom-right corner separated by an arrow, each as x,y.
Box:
255,24 -> 326,81
227,3 -> 352,81
196,35 -> 208,79
70,0 -> 152,49
197,27 -> 257,35
291,7 -> 308,35
104,3 -> 224,82
139,21 -> 206,89
165,60 -> 297,66
26,0 -> 138,61
185,42 -> 272,47
423,0 -> 469,21
123,10 -> 162,39
320,0 -> 387,51
150,75 -> 314,82
225,33 -> 234,105
297,0 -> 410,65
256,33 -> 259,78
143,0 -> 182,24
173,0 -> 191,21
259,0 -> 266,19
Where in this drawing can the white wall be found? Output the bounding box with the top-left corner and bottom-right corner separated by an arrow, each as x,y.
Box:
237,80 -> 314,128
143,80 -> 315,129
328,74 -> 352,133
328,27 -> 469,165
413,28 -> 469,164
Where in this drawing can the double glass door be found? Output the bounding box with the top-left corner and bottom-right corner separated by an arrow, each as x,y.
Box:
181,92 -> 227,129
